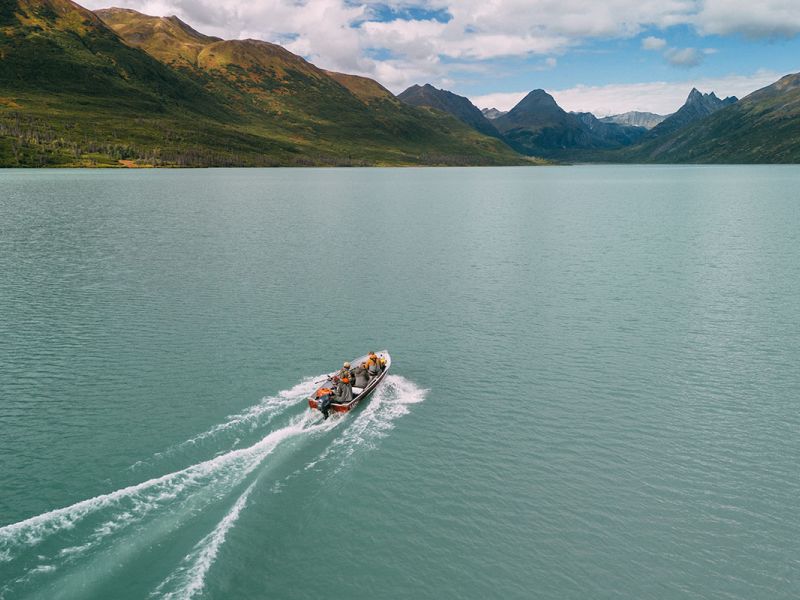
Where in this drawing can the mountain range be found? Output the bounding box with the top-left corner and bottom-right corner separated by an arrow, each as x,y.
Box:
645,89 -> 737,139
619,74 -> 800,163
400,82 -> 800,163
0,0 -> 522,167
1,0 -> 800,166
408,86 -> 647,159
600,111 -> 666,130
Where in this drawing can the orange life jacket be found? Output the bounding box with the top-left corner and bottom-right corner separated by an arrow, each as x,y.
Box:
316,388 -> 332,398
367,355 -> 383,372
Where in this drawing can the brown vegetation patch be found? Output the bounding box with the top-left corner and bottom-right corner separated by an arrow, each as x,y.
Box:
118,159 -> 140,167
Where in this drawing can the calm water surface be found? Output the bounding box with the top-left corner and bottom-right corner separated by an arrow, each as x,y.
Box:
1,166 -> 799,599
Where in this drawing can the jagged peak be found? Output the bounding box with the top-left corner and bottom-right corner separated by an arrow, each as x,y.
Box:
686,88 -> 703,102
682,88 -> 738,110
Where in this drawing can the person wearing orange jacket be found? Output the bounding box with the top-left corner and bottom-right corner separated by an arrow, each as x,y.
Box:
366,352 -> 385,379
316,387 -> 334,420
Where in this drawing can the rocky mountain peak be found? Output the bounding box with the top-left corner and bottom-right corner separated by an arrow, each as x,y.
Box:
684,88 -> 736,110
518,89 -> 560,109
646,88 -> 737,139
397,83 -> 502,139
481,107 -> 507,119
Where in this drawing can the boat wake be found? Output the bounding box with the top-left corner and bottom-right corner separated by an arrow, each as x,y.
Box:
150,480 -> 259,600
304,374 -> 427,473
128,376 -> 320,472
0,374 -> 426,600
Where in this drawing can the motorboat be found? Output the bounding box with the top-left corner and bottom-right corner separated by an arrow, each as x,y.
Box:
308,350 -> 391,415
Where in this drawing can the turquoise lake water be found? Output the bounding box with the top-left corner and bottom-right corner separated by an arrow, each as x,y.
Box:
1,166 -> 799,599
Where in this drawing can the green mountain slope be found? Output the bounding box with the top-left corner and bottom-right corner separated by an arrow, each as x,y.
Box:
619,74 -> 800,163
397,84 -> 503,140
0,1 -> 524,166
0,0 -> 304,166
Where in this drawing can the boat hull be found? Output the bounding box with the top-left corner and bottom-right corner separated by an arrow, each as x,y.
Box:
308,351 -> 390,414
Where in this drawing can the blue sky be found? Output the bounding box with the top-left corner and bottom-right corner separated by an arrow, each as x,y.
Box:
82,0 -> 800,115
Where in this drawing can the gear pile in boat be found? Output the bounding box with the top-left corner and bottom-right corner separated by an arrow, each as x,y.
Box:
312,351 -> 389,419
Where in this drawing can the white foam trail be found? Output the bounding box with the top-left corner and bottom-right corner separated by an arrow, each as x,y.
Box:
0,410 -> 337,562
29,565 -> 56,574
307,375 -> 427,470
2,373 -> 425,600
142,376 -> 321,466
177,378 -> 320,447
0,375 -> 323,557
151,481 -> 258,600
155,375 -> 427,599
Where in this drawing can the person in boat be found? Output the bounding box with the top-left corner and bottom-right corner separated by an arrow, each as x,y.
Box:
333,362 -> 353,404
352,361 -> 370,388
366,352 -> 385,379
315,387 -> 334,420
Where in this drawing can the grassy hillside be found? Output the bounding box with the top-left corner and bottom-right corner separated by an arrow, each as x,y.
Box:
616,74 -> 800,163
0,1 -> 525,167
0,0 -> 300,166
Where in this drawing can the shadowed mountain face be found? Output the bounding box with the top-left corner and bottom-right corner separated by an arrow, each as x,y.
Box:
619,73 -> 800,163
398,84 -> 502,139
574,112 -> 648,147
646,88 -> 737,139
0,1 -> 523,166
492,90 -> 645,158
495,90 -> 567,130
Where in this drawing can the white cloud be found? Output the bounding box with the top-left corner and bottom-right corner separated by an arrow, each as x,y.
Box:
81,1 -> 699,74
695,0 -> 800,37
470,91 -> 531,112
664,47 -> 703,67
470,70 -> 782,115
643,37 -> 708,69
642,36 -> 667,50
78,0 -> 800,94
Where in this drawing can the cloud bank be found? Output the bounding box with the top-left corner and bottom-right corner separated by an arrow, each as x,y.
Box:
471,70 -> 782,115
80,0 -> 800,91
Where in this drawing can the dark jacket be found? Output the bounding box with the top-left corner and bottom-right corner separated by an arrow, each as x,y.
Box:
352,365 -> 370,387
